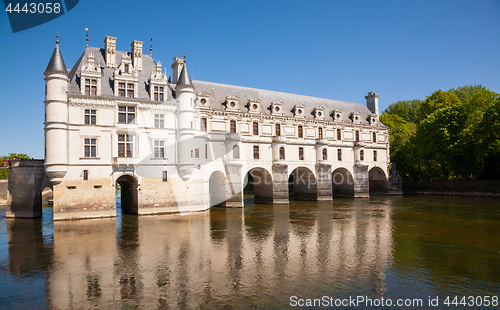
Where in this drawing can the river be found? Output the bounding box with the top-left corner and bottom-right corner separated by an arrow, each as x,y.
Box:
0,196 -> 499,309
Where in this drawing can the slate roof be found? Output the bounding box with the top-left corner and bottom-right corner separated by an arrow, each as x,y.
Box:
192,80 -> 381,124
66,45 -> 383,126
68,47 -> 174,101
45,44 -> 68,75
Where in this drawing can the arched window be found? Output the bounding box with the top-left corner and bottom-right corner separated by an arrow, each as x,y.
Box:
318,127 -> 323,139
337,129 -> 341,141
279,147 -> 285,160
373,132 -> 376,142
360,150 -> 364,161
276,123 -> 281,136
356,131 -> 360,142
322,148 -> 327,160
233,145 -> 240,159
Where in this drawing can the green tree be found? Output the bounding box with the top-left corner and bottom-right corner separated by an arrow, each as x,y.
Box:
419,90 -> 461,119
0,153 -> 31,179
382,99 -> 423,123
449,84 -> 487,101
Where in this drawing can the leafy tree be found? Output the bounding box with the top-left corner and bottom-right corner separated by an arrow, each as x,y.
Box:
0,153 -> 31,179
419,90 -> 460,119
382,99 -> 423,123
449,84 -> 487,101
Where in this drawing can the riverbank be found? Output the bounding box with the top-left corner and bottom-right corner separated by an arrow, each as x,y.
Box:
403,180 -> 500,198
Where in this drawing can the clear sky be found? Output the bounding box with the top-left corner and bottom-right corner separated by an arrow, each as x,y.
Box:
1,0 -> 499,159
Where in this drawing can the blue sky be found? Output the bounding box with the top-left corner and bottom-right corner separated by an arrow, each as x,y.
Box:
1,0 -> 499,158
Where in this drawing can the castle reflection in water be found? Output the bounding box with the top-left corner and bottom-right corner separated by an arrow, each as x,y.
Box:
6,199 -> 393,308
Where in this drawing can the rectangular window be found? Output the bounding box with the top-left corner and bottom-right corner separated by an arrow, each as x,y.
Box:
374,150 -> 377,161
162,171 -> 168,182
195,148 -> 200,158
84,109 -> 96,125
84,138 -> 97,158
118,106 -> 135,124
153,85 -> 164,101
253,122 -> 259,135
253,145 -> 259,160
154,140 -> 165,158
373,132 -> 377,143
84,78 -> 97,96
118,134 -> 133,157
124,64 -> 129,73
299,147 -> 304,160
154,114 -> 164,128
205,144 -> 208,159
337,129 -> 341,141
230,120 -> 236,133
83,170 -> 88,181
201,118 -> 207,132
337,149 -> 342,161
118,82 -> 126,97
318,127 -> 323,139
356,131 -> 360,142
127,83 -> 134,98
298,125 -> 303,138
276,123 -> 281,136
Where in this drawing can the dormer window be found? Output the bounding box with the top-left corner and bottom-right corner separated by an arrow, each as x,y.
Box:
124,64 -> 129,73
224,95 -> 239,111
84,78 -> 97,96
313,107 -> 325,119
367,113 -> 377,124
332,109 -> 342,121
270,100 -> 283,116
293,104 -> 305,117
196,92 -> 211,108
350,111 -> 361,123
153,86 -> 164,101
247,98 -> 261,113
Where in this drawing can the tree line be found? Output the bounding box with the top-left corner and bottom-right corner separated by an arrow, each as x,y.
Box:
380,85 -> 500,181
0,153 -> 31,179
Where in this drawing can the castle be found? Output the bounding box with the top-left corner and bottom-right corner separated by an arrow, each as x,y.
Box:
11,34 -> 391,220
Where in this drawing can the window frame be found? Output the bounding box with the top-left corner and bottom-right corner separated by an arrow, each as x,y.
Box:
279,146 -> 285,160
118,134 -> 133,158
276,123 -> 281,136
233,145 -> 240,159
84,138 -> 97,158
253,122 -> 259,135
299,147 -> 304,160
322,148 -> 327,160
84,109 -> 96,125
153,140 -> 165,158
118,106 -> 136,124
253,145 -> 259,160
154,114 -> 164,129
298,125 -> 303,138
337,149 -> 342,161
230,120 -> 237,133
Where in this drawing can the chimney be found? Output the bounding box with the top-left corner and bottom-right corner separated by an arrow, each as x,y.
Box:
171,57 -> 185,84
365,92 -> 379,116
104,36 -> 117,68
131,40 -> 143,71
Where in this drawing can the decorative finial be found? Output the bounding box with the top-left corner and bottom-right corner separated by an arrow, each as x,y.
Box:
56,29 -> 59,44
150,38 -> 153,56
183,50 -> 186,61
85,28 -> 89,46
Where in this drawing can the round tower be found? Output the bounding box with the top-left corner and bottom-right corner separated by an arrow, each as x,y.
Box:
175,64 -> 196,180
44,32 -> 69,184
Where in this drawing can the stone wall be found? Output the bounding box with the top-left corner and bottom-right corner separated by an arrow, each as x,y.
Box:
0,179 -> 7,205
403,180 -> 500,198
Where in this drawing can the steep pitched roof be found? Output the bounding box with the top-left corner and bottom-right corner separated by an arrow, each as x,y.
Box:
176,65 -> 193,88
44,44 -> 68,75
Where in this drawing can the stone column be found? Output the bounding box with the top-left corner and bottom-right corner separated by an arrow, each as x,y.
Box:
316,164 -> 333,201
6,160 -> 45,218
272,164 -> 289,204
353,164 -> 369,198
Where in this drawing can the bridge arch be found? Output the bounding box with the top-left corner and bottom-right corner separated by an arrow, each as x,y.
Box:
369,167 -> 388,195
244,167 -> 273,204
116,174 -> 138,214
209,170 -> 227,207
289,166 -> 317,201
332,167 -> 354,198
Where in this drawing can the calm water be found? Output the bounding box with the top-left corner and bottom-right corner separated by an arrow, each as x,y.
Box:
0,196 -> 499,309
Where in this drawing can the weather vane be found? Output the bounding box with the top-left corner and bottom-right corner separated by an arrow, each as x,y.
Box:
85,28 -> 89,46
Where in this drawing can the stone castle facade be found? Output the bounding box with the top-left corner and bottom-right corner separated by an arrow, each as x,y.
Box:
37,35 -> 390,220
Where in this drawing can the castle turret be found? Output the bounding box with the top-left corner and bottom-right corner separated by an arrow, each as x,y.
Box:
44,32 -> 69,184
171,57 -> 185,84
175,64 -> 196,180
365,92 -> 379,116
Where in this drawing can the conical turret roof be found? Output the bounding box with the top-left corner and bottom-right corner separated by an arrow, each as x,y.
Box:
176,64 -> 193,88
44,44 -> 68,75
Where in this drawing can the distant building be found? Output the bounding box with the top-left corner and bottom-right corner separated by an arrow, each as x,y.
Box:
42,35 -> 390,220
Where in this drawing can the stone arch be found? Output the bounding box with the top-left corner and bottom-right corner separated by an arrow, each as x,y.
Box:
209,170 -> 227,207
289,167 -> 317,201
369,167 -> 388,195
116,174 -> 138,214
244,167 -> 273,204
332,167 -> 354,198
